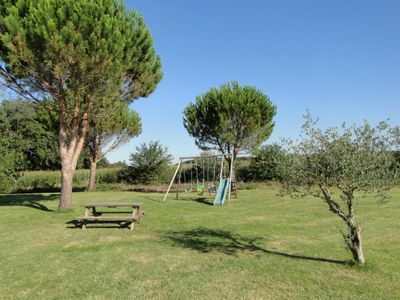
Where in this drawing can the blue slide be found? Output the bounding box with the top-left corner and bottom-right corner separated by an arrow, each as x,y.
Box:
213,178 -> 230,206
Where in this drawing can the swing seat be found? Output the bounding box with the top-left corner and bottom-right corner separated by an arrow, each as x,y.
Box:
208,184 -> 217,195
196,185 -> 204,194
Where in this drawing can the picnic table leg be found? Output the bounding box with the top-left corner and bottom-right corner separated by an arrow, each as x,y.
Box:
130,221 -> 134,231
133,206 -> 141,224
84,207 -> 90,217
82,220 -> 86,230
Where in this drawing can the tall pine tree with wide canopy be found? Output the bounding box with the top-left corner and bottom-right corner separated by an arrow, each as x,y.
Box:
183,81 -> 276,183
0,0 -> 162,210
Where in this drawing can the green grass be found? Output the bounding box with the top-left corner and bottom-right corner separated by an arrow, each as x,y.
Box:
0,189 -> 399,299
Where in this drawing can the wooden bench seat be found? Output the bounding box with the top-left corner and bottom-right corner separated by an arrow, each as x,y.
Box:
74,216 -> 138,221
74,216 -> 138,230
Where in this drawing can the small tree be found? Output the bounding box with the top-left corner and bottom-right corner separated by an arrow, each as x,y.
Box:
279,113 -> 399,266
86,102 -> 141,191
120,141 -> 173,184
183,81 -> 277,182
0,0 -> 162,210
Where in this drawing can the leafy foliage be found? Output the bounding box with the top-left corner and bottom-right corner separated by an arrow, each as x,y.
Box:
86,101 -> 142,163
246,144 -> 284,181
183,81 -> 276,155
0,134 -> 19,192
280,113 -> 399,194
0,0 -> 162,105
120,141 -> 173,184
0,100 -> 59,170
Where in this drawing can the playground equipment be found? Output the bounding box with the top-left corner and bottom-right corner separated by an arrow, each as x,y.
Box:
163,153 -> 234,205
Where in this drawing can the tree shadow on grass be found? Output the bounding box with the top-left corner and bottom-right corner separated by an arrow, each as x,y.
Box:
173,196 -> 214,206
14,187 -> 86,193
165,227 -> 349,265
0,193 -> 59,212
139,195 -> 164,203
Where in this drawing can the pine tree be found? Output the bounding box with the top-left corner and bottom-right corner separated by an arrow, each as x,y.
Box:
0,0 -> 162,210
183,81 -> 276,183
86,101 -> 141,191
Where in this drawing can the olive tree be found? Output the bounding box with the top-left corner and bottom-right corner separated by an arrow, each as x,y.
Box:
279,113 -> 399,266
0,0 -> 162,210
86,101 -> 141,191
183,81 -> 276,183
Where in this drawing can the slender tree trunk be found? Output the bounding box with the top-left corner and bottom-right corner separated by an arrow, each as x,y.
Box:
87,159 -> 97,191
231,149 -> 238,198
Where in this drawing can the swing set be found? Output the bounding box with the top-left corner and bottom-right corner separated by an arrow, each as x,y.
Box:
163,154 -> 235,205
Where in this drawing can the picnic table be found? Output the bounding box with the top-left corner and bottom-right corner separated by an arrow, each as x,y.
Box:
74,202 -> 143,230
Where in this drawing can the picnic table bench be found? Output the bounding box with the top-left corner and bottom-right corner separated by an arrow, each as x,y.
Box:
74,202 -> 143,230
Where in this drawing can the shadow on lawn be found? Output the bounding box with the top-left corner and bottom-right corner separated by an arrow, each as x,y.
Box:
0,193 -> 59,212
166,227 -> 349,265
173,196 -> 214,206
193,197 -> 213,206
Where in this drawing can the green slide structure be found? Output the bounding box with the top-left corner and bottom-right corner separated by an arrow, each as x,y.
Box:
213,178 -> 230,206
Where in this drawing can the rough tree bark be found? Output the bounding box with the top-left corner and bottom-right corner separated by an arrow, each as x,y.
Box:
231,148 -> 239,198
59,165 -> 74,211
346,220 -> 365,265
87,159 -> 97,192
343,190 -> 365,265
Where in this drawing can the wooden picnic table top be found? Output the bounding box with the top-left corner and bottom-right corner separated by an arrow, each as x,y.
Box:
83,202 -> 143,208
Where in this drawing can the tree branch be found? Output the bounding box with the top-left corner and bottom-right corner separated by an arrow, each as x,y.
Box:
319,184 -> 349,223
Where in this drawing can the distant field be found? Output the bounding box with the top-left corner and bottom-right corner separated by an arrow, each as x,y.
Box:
14,168 -> 273,193
15,168 -> 122,192
0,189 -> 399,299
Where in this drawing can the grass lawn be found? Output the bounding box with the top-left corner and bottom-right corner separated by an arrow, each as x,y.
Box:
0,189 -> 399,299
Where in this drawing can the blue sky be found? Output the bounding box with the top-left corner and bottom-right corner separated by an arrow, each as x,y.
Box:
108,0 -> 400,163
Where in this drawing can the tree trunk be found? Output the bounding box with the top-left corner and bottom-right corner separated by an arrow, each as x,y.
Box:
347,222 -> 365,266
230,157 -> 237,197
58,114 -> 88,211
319,185 -> 366,266
59,165 -> 74,211
231,149 -> 238,198
87,160 -> 97,191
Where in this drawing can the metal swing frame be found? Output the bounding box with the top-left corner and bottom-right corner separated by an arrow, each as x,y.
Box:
162,153 -> 233,202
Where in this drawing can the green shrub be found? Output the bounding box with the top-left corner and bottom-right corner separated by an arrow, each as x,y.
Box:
247,144 -> 284,181
97,168 -> 121,184
236,165 -> 252,182
119,141 -> 173,184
